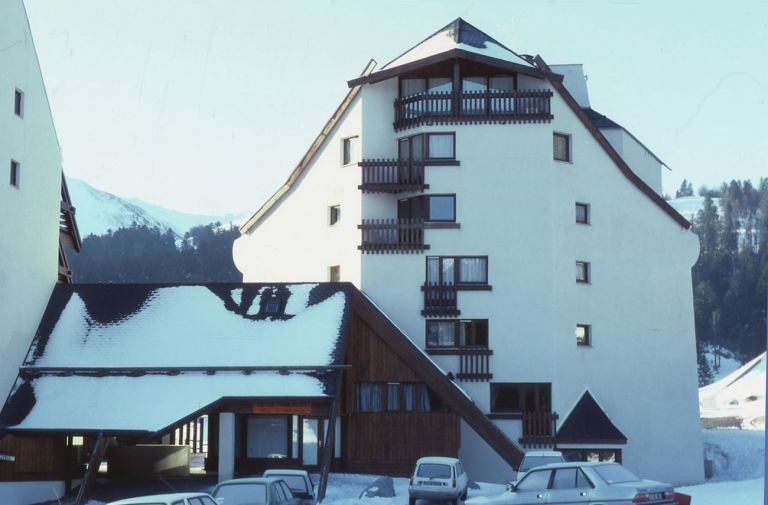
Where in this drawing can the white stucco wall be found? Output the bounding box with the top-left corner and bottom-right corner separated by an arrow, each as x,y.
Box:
235,64 -> 703,486
602,127 -> 664,195
0,0 -> 61,403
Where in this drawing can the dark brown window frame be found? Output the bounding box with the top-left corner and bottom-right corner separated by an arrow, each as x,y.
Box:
553,132 -> 571,162
490,382 -> 552,415
398,132 -> 457,162
425,255 -> 490,289
425,319 -> 489,349
341,136 -> 358,166
576,324 -> 591,346
575,202 -> 590,224
14,89 -> 24,117
9,160 -> 20,188
460,74 -> 519,92
399,194 -> 457,223
329,205 -> 341,226
576,261 -> 590,284
355,381 -> 431,413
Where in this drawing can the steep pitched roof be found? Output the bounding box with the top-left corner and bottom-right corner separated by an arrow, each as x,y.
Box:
582,107 -> 668,168
240,60 -> 376,234
534,56 -> 690,229
556,391 -> 627,444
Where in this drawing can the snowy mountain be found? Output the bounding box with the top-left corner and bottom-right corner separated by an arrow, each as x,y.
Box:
67,178 -> 247,237
699,351 -> 766,430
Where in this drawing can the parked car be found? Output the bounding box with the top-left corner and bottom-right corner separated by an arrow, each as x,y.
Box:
263,469 -> 316,504
511,450 -> 565,483
408,456 -> 469,505
474,462 -> 676,505
211,477 -> 301,505
107,493 -> 218,505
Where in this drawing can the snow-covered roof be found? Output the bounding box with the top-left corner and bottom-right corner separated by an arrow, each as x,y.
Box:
382,18 -> 534,70
1,283 -> 351,433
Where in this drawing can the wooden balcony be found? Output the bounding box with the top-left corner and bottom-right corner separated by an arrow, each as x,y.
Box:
358,159 -> 428,193
456,347 -> 493,382
519,411 -> 559,448
421,282 -> 459,316
394,89 -> 554,131
358,218 -> 428,253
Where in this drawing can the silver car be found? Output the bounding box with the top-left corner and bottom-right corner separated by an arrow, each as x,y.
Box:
471,462 -> 676,505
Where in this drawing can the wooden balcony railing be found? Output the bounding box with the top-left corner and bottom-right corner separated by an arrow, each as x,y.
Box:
358,159 -> 428,193
456,347 -> 493,382
358,218 -> 428,253
520,411 -> 559,448
421,282 -> 459,316
394,89 -> 554,131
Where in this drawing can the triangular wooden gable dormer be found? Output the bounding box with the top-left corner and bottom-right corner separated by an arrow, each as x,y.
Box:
556,390 -> 627,445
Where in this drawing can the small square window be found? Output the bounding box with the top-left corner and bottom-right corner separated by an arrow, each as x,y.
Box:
554,133 -> 570,162
329,205 -> 340,225
329,265 -> 340,282
426,133 -> 455,159
264,300 -> 280,313
576,203 -> 589,224
14,89 -> 24,117
342,136 -> 359,166
576,261 -> 590,283
427,195 -> 455,222
576,324 -> 591,346
10,160 -> 20,187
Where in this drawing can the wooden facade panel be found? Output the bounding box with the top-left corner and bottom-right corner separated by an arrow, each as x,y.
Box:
0,434 -> 69,481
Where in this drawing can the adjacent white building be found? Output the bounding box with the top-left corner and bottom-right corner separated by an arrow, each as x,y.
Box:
233,19 -> 704,485
0,2 -> 80,501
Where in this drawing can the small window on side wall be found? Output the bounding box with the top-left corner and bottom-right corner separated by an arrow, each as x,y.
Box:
342,136 -> 359,166
554,132 -> 571,162
329,205 -> 340,225
576,203 -> 589,224
576,324 -> 591,346
426,133 -> 455,159
329,265 -> 340,282
576,261 -> 590,283
14,89 -> 24,117
9,160 -> 20,187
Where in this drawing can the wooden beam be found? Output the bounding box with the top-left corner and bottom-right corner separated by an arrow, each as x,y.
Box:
74,433 -> 108,505
317,372 -> 343,502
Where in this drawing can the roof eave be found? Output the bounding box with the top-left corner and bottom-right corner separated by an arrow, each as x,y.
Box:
348,48 -> 551,88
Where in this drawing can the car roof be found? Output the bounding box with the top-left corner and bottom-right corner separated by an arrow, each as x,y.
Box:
523,451 -> 563,457
416,456 -> 460,464
527,461 -> 614,470
108,493 -> 211,505
216,477 -> 285,485
263,469 -> 310,476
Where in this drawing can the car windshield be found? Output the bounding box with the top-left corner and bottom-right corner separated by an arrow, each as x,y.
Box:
269,475 -> 309,494
520,456 -> 562,472
417,463 -> 452,479
593,464 -> 641,484
214,483 -> 268,505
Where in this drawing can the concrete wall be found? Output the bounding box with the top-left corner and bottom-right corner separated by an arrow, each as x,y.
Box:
0,0 -> 61,402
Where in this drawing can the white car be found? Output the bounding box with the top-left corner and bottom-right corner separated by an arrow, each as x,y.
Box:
512,450 -> 565,484
408,456 -> 469,505
107,492 -> 218,505
263,469 -> 316,504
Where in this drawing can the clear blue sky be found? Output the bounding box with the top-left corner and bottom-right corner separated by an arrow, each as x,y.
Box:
24,0 -> 768,215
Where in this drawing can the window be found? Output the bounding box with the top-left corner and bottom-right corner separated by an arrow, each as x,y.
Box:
400,77 -> 452,97
14,89 -> 23,117
356,382 -> 431,412
576,324 -> 591,346
9,160 -> 20,187
554,132 -> 571,162
576,261 -> 590,283
398,194 -> 456,222
329,205 -> 340,225
576,203 -> 590,224
552,468 -> 577,489
516,469 -> 552,491
562,448 -> 622,464
329,265 -> 340,282
426,256 -> 488,286
490,383 -> 551,413
246,416 -> 288,458
398,133 -> 455,161
342,136 -> 359,166
426,319 -> 488,348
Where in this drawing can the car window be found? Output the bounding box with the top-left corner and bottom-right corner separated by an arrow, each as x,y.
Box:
456,462 -> 464,476
516,469 -> 552,491
593,464 -> 641,484
552,468 -> 577,489
279,481 -> 294,498
273,483 -> 287,502
172,501 -> 185,505
417,463 -> 452,479
268,474 -> 309,494
214,482 -> 268,504
576,469 -> 593,489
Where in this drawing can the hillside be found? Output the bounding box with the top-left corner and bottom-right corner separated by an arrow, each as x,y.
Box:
67,178 -> 246,237
699,351 -> 766,430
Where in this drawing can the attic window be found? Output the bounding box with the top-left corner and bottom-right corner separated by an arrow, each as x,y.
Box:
264,300 -> 280,314
258,288 -> 285,316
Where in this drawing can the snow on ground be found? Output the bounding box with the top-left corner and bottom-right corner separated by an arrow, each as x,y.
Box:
700,352 -> 766,430
702,429 -> 765,482
677,478 -> 763,505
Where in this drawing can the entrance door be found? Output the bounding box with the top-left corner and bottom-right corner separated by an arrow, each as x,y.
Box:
301,417 -> 321,466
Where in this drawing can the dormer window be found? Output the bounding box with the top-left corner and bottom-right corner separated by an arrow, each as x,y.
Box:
264,300 -> 280,314
258,288 -> 286,317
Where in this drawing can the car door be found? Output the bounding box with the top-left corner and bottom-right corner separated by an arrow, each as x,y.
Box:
509,469 -> 553,504
545,468 -> 593,505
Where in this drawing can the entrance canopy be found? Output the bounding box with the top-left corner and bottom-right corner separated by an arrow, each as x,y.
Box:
0,283 -> 351,435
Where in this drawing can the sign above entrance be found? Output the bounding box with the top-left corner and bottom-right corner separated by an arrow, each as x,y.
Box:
251,403 -> 313,415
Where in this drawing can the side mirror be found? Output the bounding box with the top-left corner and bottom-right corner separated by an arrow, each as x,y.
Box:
505,481 -> 517,492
